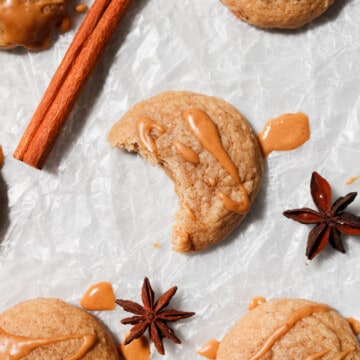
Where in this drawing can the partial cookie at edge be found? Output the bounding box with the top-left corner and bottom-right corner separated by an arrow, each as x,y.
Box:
220,0 -> 335,29
0,298 -> 119,359
216,298 -> 360,360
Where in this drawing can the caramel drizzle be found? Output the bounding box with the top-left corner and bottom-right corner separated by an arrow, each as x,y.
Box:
248,297 -> 267,311
0,327 -> 96,360
346,317 -> 360,335
332,347 -> 356,360
218,187 -> 249,214
173,140 -> 200,164
303,350 -> 330,360
135,117 -> 166,155
196,339 -> 220,360
249,304 -> 332,360
183,109 -> 249,213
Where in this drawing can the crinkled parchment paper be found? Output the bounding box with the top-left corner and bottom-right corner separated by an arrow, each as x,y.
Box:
0,0 -> 359,358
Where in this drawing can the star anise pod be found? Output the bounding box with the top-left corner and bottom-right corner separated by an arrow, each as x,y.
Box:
283,171 -> 360,260
116,277 -> 195,355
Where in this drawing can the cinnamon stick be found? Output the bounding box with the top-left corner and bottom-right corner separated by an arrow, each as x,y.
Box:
14,0 -> 132,169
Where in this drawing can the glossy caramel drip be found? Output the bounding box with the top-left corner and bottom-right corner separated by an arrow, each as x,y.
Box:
303,350 -> 329,360
346,317 -> 360,335
0,0 -> 71,50
119,335 -> 150,360
257,113 -> 310,157
248,297 -> 267,310
183,109 -> 241,183
196,339 -> 220,359
135,117 -> 166,155
219,186 -> 249,214
0,327 -> 96,360
80,281 -> 115,311
183,109 -> 249,213
173,140 -> 200,164
249,304 -> 332,360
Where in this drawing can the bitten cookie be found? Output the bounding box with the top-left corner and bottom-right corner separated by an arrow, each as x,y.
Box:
220,0 -> 335,29
108,91 -> 263,252
216,298 -> 360,360
0,298 -> 119,359
0,0 -> 71,50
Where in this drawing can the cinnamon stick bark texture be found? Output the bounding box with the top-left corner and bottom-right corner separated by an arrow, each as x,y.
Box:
14,0 -> 132,169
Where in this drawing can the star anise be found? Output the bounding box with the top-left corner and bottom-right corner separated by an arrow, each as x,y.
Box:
283,171 -> 360,260
116,277 -> 195,355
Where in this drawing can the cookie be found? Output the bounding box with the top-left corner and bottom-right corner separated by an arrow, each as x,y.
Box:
108,91 -> 263,252
220,0 -> 335,29
0,298 -> 119,359
216,298 -> 360,360
0,0 -> 71,50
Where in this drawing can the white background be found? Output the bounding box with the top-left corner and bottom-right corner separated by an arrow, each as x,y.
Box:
0,0 -> 359,358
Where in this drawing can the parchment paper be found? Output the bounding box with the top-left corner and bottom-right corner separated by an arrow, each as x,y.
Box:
0,0 -> 359,358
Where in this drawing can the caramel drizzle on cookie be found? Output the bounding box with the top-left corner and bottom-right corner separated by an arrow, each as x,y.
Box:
0,327 -> 96,360
303,350 -> 330,360
346,317 -> 360,335
331,347 -> 357,360
249,304 -> 332,360
173,140 -> 200,164
135,117 -> 166,156
0,0 -> 70,49
182,109 -> 249,214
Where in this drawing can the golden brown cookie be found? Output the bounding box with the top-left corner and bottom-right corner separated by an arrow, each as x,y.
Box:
216,298 -> 360,360
0,0 -> 71,50
220,0 -> 335,29
108,91 -> 263,252
0,298 -> 119,359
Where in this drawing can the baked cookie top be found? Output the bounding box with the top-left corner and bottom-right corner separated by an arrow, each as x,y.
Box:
0,298 -> 119,359
108,91 -> 263,252
0,0 -> 71,50
216,298 -> 360,360
220,0 -> 335,29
